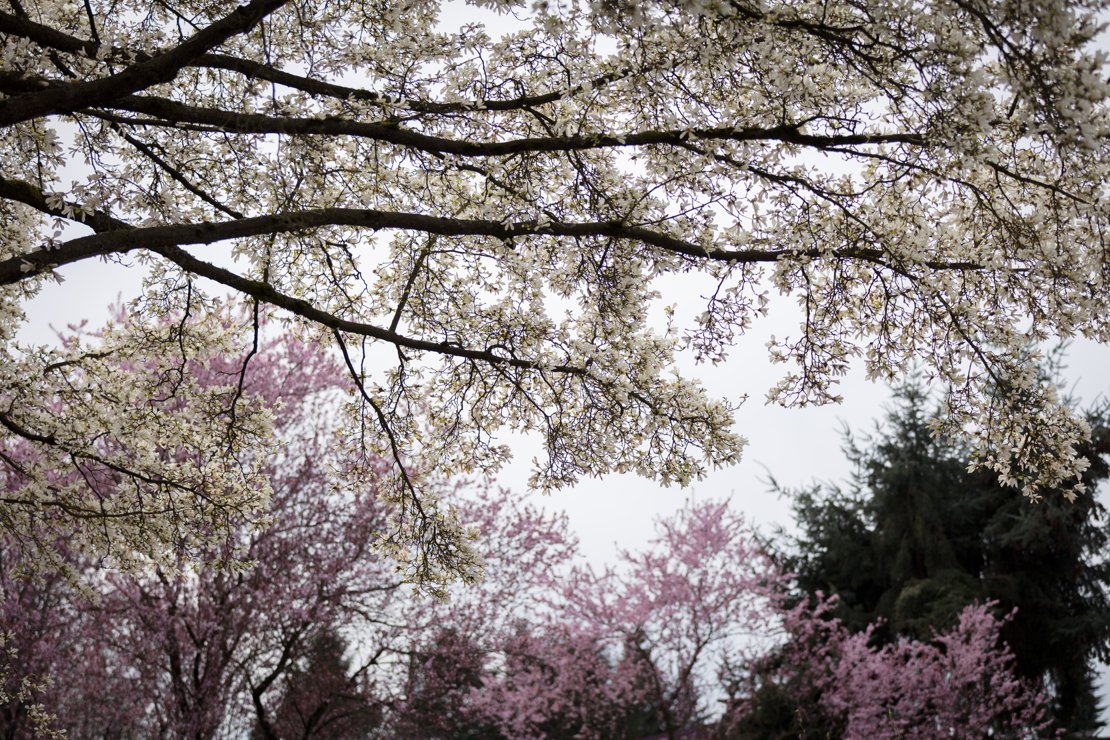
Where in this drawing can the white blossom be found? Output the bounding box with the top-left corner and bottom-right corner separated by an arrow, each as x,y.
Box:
0,0 -> 1107,579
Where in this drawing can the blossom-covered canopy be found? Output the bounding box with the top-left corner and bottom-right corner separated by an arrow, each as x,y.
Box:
1,0 -> 1108,578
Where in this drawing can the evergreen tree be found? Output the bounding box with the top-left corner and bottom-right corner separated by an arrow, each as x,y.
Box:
780,382 -> 1110,734
391,628 -> 500,740
255,629 -> 382,740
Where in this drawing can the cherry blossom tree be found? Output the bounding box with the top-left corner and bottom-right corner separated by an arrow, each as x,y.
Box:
391,623 -> 663,739
387,485 -> 648,738
723,597 -> 1054,739
2,0 -> 1109,577
561,500 -> 784,736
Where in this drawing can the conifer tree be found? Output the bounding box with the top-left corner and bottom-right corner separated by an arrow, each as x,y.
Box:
257,629 -> 382,740
781,382 -> 1110,733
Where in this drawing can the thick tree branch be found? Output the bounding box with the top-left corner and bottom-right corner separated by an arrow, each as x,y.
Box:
0,0 -> 291,126
0,10 -> 99,58
0,14 -> 640,118
195,53 -> 640,115
0,176 -> 131,231
148,242 -> 587,377
0,195 -> 989,288
108,93 -> 928,156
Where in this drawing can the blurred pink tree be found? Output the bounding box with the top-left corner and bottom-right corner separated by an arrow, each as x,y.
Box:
722,596 -> 1053,739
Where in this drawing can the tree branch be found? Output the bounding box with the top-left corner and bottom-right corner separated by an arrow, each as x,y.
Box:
106,93 -> 928,156
0,0 -> 291,126
148,242 -> 587,376
0,196 -> 989,293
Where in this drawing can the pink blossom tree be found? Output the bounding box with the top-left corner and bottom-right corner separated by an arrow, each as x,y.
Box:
387,486 -> 653,739
386,500 -> 787,739
391,622 -> 655,739
562,500 -> 786,737
724,596 -> 1054,739
0,316 -> 417,738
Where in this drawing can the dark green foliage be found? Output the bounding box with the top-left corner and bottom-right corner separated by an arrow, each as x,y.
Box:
255,629 -> 382,740
608,629 -> 681,740
779,381 -> 1110,734
714,655 -> 841,740
392,628 -> 500,740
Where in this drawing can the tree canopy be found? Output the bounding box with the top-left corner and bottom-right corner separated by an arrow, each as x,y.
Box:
2,0 -> 1110,578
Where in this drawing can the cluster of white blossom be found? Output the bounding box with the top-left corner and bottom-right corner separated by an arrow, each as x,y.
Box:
1,0 -> 1108,578
0,632 -> 60,737
0,302 -> 274,574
